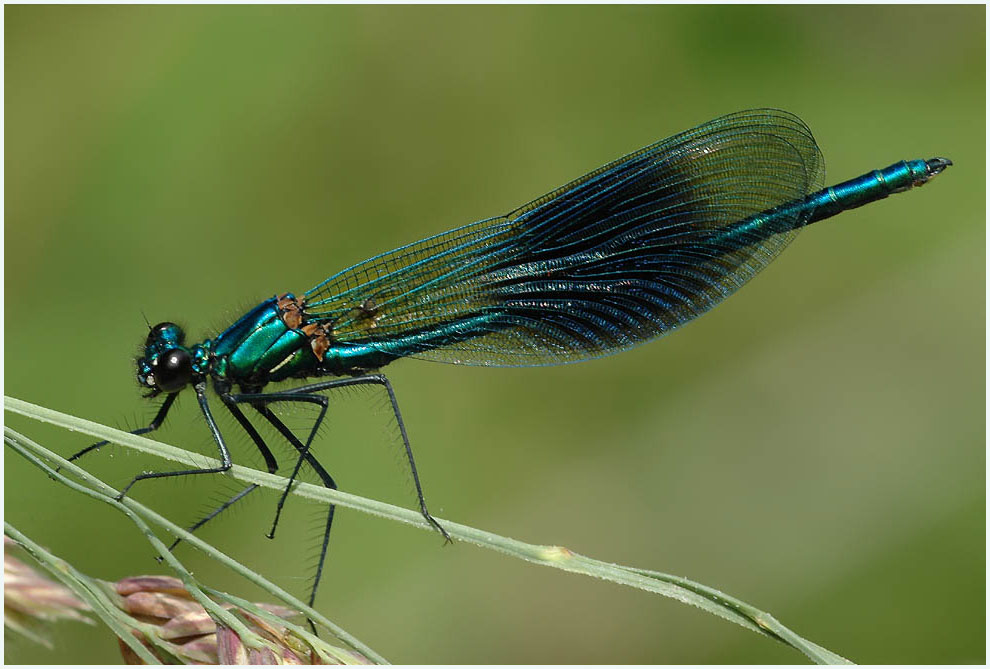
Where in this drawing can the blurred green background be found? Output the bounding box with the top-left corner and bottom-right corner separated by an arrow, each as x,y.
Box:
4,5 -> 984,664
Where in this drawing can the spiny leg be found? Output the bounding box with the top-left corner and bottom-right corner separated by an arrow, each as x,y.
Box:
223,373 -> 447,617
250,403 -> 338,613
62,393 -> 178,469
115,383 -> 232,500
167,486 -> 257,550
228,391 -> 329,539
165,400 -> 281,553
281,374 -> 450,543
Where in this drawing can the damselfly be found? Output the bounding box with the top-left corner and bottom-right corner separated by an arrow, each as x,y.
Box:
69,108 -> 951,612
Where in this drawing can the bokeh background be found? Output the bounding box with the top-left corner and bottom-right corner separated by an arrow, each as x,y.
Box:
5,5 -> 984,664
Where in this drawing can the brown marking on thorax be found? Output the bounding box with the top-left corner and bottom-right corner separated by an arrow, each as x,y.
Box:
277,294 -> 305,330
302,322 -> 333,362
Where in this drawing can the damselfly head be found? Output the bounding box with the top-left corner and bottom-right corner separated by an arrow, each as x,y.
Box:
137,322 -> 194,394
145,322 -> 184,348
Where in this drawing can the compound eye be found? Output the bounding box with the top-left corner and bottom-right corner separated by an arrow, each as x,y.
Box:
155,348 -> 192,392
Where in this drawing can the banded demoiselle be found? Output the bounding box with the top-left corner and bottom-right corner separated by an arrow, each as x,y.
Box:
69,108 -> 951,612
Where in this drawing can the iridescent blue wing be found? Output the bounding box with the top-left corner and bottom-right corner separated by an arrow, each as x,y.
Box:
303,109 -> 824,367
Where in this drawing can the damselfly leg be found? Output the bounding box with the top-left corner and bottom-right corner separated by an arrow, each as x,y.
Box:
248,401 -> 337,612
114,384 -> 232,500
226,390 -> 332,541
165,375 -> 447,613
62,392 -> 178,467
165,402 -> 280,552
271,374 -> 451,543
63,385 -> 233,501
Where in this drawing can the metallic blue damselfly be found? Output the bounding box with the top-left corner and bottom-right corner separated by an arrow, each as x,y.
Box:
70,108 -> 951,613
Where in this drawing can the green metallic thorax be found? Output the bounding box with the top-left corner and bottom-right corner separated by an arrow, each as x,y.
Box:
208,295 -> 318,387
201,294 -> 498,390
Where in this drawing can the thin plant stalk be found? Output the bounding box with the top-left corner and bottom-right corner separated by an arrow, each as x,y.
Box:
5,396 -> 850,664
